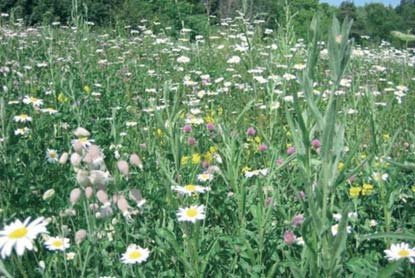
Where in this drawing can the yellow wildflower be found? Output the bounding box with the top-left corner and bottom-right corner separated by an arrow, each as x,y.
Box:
362,183 -> 374,195
191,153 -> 201,165
383,134 -> 390,140
242,166 -> 251,173
181,156 -> 189,166
203,152 -> 212,163
204,115 -> 214,124
255,136 -> 261,144
83,85 -> 91,94
156,128 -> 163,137
57,93 -> 69,104
209,146 -> 217,154
338,162 -> 345,171
349,186 -> 362,198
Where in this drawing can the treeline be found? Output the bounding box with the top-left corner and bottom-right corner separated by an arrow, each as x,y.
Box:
1,0 -> 415,43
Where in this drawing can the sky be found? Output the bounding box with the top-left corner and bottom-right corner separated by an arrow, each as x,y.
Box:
320,0 -> 400,6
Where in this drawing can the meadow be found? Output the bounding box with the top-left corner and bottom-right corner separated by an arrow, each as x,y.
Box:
1,11 -> 415,277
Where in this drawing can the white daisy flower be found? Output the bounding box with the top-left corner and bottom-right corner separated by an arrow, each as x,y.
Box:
14,127 -> 30,136
244,168 -> 269,178
177,205 -> 205,223
384,243 -> 415,263
172,184 -> 210,196
46,149 -> 59,163
22,96 -> 43,107
227,56 -> 241,64
197,173 -> 214,182
176,56 -> 190,64
0,217 -> 48,258
13,114 -> 32,123
331,224 -> 352,236
121,244 -> 150,264
44,236 -> 70,251
66,252 -> 76,260
372,172 -> 388,182
40,108 -> 58,114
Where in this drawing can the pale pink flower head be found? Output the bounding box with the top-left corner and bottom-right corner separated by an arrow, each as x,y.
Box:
75,229 -> 87,244
291,214 -> 304,227
246,127 -> 256,136
283,231 -> 296,245
276,158 -> 284,166
187,137 -> 197,145
287,146 -> 296,155
182,125 -> 192,133
206,123 -> 215,131
258,144 -> 268,152
311,139 -> 321,148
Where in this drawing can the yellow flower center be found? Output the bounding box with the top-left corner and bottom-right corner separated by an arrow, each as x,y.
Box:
186,208 -> 198,218
30,97 -> 38,102
49,152 -> 57,158
9,227 -> 28,239
184,185 -> 196,192
52,240 -> 63,248
20,114 -> 28,119
398,249 -> 410,257
79,137 -> 88,143
128,250 -> 142,260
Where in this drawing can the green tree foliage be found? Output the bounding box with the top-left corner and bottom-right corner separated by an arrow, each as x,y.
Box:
364,3 -> 402,42
0,0 -> 413,45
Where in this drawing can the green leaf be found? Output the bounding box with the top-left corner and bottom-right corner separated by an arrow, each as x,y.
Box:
378,260 -> 403,278
0,260 -> 13,278
360,232 -> 415,241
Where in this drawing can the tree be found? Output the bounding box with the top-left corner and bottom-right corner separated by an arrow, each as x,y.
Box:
364,3 -> 403,41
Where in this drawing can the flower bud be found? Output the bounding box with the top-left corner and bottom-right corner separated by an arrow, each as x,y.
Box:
70,188 -> 82,204
59,152 -> 69,164
76,170 -> 90,186
42,189 -> 55,200
129,154 -> 143,170
74,127 -> 90,138
117,196 -> 129,213
96,190 -> 109,205
117,160 -> 129,176
70,153 -> 82,167
84,187 -> 93,199
75,229 -> 87,244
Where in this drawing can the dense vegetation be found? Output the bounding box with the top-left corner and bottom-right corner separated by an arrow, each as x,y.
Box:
1,1 -> 415,275
1,0 -> 415,44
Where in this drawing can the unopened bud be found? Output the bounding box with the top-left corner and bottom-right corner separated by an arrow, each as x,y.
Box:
59,152 -> 69,164
70,188 -> 82,204
117,160 -> 129,176
75,229 -> 87,244
73,127 -> 90,138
